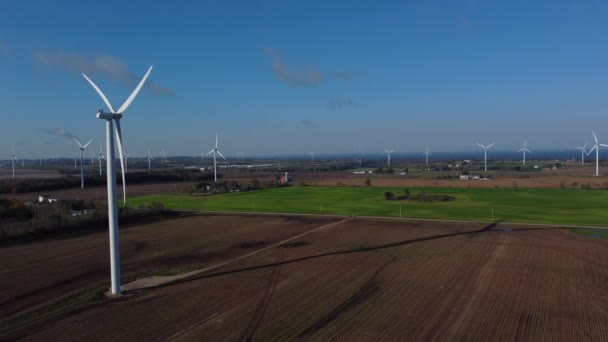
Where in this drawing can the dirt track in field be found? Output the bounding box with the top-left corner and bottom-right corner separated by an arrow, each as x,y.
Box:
9,216 -> 608,341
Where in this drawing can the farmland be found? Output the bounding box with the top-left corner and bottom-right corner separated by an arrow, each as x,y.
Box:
3,215 -> 608,340
127,186 -> 608,227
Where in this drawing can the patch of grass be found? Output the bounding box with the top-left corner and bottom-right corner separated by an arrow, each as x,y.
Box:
567,228 -> 608,239
0,282 -> 108,340
127,187 -> 608,227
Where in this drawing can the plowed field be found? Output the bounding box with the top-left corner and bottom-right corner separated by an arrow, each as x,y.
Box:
4,216 -> 608,341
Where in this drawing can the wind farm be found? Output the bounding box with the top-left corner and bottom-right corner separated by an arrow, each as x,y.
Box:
2,2 -> 608,341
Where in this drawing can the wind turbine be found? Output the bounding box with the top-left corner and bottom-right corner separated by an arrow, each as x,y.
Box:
308,152 -> 314,163
72,150 -> 79,170
476,142 -> 496,172
159,149 -> 166,166
207,133 -> 226,182
124,151 -> 131,173
97,144 -> 105,176
82,65 -> 152,295
385,149 -> 394,167
423,147 -> 431,165
587,130 -> 608,176
576,143 -> 588,165
73,138 -> 92,188
10,146 -> 19,179
518,140 -> 531,165
147,149 -> 154,170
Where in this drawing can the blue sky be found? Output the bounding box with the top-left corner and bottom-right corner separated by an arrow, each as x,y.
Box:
1,0 -> 608,158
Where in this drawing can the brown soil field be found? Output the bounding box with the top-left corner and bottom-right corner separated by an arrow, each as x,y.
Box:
0,182 -> 196,202
315,173 -> 608,189
0,213 -> 338,325
5,217 -> 608,341
0,168 -> 61,180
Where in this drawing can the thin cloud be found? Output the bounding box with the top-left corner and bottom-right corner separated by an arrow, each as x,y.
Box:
40,128 -> 79,141
264,47 -> 323,86
300,119 -> 320,129
328,97 -> 356,111
34,50 -> 173,96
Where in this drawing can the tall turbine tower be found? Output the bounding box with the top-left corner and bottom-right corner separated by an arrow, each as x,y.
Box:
423,147 -> 431,165
518,140 -> 531,165
385,149 -> 394,167
576,143 -> 587,165
72,138 -> 92,188
97,144 -> 105,176
10,146 -> 19,179
82,65 -> 152,295
207,133 -> 226,182
588,130 -> 607,176
476,142 -> 496,172
147,149 -> 154,170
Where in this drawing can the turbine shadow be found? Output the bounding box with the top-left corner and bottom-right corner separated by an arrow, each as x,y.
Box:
132,220 -> 557,293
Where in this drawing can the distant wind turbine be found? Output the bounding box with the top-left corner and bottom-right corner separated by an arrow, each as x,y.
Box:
576,143 -> 588,165
518,140 -> 531,165
147,149 -> 154,170
423,147 -> 431,165
385,149 -> 394,167
97,144 -> 105,176
10,145 -> 19,179
308,152 -> 314,163
476,142 -> 496,172
207,133 -> 226,182
73,138 -> 92,188
587,130 -> 608,176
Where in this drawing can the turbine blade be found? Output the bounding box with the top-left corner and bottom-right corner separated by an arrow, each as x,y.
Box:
116,66 -> 153,114
518,148 -> 524,152
207,150 -> 214,155
217,150 -> 227,160
588,145 -> 597,154
487,142 -> 496,149
526,149 -> 531,153
476,143 -> 484,148
82,73 -> 116,112
592,130 -> 598,143
114,118 -> 127,204
83,139 -> 92,148
600,144 -> 608,147
72,137 -> 83,148
215,133 -> 218,149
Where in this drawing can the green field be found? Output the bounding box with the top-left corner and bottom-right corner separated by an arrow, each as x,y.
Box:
127,186 -> 608,227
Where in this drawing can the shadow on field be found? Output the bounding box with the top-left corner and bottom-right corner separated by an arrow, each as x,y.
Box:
146,220 -> 560,292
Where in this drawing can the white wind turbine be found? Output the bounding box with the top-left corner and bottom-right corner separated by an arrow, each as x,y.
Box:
587,130 -> 608,176
82,65 -> 152,295
159,149 -> 166,166
147,149 -> 154,170
10,146 -> 19,179
518,140 -> 531,165
576,143 -> 588,165
73,138 -> 92,188
308,152 -> 314,163
476,141 -> 496,172
97,144 -> 105,176
207,134 -> 226,182
423,147 -> 431,165
385,148 -> 394,167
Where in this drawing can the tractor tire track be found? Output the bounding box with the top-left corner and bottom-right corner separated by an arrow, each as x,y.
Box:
239,250 -> 284,342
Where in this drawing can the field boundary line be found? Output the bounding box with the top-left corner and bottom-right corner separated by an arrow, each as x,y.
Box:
177,209 -> 608,230
121,216 -> 355,293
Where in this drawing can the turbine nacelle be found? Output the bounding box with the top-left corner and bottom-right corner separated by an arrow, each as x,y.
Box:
96,110 -> 122,120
